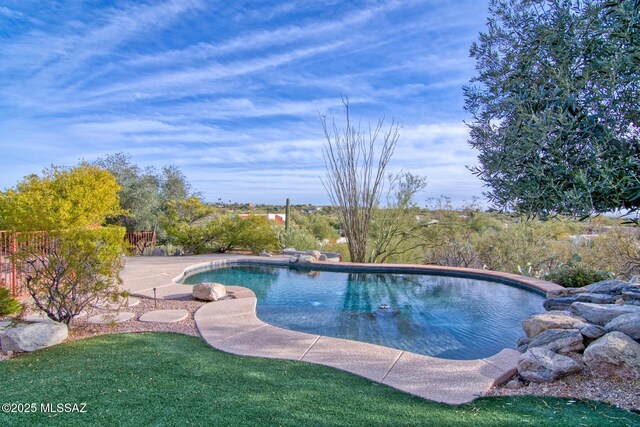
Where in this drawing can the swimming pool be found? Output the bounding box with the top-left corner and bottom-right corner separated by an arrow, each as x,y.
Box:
184,264 -> 545,360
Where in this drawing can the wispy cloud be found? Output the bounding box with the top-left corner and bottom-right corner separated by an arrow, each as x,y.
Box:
0,0 -> 490,204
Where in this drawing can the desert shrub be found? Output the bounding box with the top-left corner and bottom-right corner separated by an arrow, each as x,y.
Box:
321,242 -> 350,262
16,227 -> 126,324
579,228 -> 640,280
544,265 -> 613,288
0,287 -> 22,316
475,220 -> 573,274
213,216 -> 279,254
279,228 -> 318,252
161,197 -> 215,254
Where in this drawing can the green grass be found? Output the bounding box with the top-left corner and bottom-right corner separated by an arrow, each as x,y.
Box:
0,333 -> 637,426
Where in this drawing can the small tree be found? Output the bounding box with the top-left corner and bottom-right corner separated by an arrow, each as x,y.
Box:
0,288 -> 22,316
211,216 -> 279,254
367,172 -> 428,263
321,97 -> 400,263
17,227 -> 126,324
0,164 -> 123,231
161,197 -> 214,254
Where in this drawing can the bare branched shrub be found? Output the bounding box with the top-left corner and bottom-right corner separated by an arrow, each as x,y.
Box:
321,97 -> 399,263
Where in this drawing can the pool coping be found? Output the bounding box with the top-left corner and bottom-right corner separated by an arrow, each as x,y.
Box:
126,255 -> 563,405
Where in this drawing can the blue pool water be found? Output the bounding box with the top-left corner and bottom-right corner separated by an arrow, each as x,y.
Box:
184,265 -> 545,359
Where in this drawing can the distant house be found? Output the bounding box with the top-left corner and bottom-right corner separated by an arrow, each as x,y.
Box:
235,213 -> 286,226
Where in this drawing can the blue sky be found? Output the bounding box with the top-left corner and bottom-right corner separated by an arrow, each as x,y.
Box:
0,0 -> 490,205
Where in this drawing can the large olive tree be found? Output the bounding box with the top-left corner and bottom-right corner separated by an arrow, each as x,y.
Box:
464,0 -> 639,219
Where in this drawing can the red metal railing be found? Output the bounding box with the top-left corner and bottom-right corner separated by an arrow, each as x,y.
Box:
1,230 -> 156,297
1,230 -> 54,297
124,231 -> 156,255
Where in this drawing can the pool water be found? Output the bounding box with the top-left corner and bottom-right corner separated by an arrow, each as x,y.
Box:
184,265 -> 545,359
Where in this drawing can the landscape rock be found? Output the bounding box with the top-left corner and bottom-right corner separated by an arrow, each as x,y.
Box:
151,248 -> 166,256
583,332 -> 640,378
543,297 -> 577,311
622,287 -> 640,304
568,280 -> 628,295
0,322 -> 68,353
192,283 -> 227,301
305,250 -> 322,259
546,289 -> 569,298
282,248 -> 297,254
578,323 -> 606,339
296,255 -> 316,264
516,337 -> 530,352
259,251 -> 272,257
517,348 -> 582,383
575,293 -> 618,305
522,313 -> 583,338
525,328 -> 585,354
318,254 -> 328,261
604,313 -> 640,340
570,302 -> 640,326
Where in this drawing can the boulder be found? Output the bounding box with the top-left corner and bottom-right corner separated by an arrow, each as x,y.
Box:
282,248 -> 297,254
568,280 -> 628,295
543,297 -> 577,311
305,250 -> 322,259
570,302 -> 640,326
604,313 -> 640,340
622,287 -> 640,304
0,322 -> 68,353
192,283 -> 227,301
297,255 -> 316,264
577,323 -> 606,339
318,254 -> 328,261
259,251 -> 272,257
574,293 -> 618,305
516,336 -> 530,353
151,247 -> 166,256
522,313 -> 583,338
517,348 -> 582,383
525,328 -> 584,354
583,331 -> 640,378
546,289 -> 570,298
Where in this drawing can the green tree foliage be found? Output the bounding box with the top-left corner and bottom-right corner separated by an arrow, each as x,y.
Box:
94,153 -> 193,232
367,172 -> 429,263
279,228 -> 319,251
465,0 -> 640,217
0,288 -> 22,316
17,227 -> 126,324
161,197 -> 214,254
0,164 -> 122,231
211,216 -> 279,253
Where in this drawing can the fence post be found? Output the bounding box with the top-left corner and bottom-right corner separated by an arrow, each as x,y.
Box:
11,232 -> 17,296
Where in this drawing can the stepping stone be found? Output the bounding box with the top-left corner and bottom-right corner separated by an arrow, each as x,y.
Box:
138,309 -> 188,323
87,312 -> 135,324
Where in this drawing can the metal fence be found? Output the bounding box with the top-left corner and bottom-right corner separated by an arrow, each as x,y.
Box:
0,230 -> 156,297
124,231 -> 157,255
0,230 -> 54,297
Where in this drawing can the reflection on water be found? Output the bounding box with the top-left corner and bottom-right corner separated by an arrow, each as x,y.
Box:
184,265 -> 545,360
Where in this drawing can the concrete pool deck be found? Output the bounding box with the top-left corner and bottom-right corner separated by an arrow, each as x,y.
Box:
121,255 -> 563,405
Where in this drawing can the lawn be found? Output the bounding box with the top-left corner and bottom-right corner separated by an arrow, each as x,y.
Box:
0,333 -> 637,426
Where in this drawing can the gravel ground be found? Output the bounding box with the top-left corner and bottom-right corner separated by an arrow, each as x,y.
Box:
488,369 -> 639,412
2,297 -> 639,412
